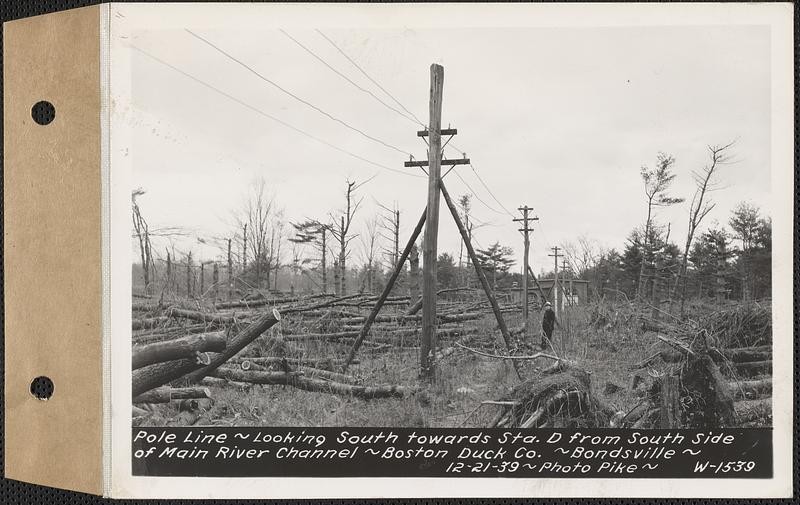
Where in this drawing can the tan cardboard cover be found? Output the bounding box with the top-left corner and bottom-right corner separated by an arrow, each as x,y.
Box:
3,5 -> 103,495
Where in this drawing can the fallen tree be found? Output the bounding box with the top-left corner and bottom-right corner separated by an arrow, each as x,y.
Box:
238,361 -> 360,385
167,307 -> 237,325
132,332 -> 226,369
215,292 -> 334,310
228,356 -> 358,370
212,368 -> 416,399
133,386 -> 212,404
133,357 -> 207,397
182,309 -> 282,383
339,311 -> 481,326
283,326 -> 476,343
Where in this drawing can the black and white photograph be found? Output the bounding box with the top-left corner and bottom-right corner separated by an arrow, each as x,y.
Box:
128,9 -> 779,433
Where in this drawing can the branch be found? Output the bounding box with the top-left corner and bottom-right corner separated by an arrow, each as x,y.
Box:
454,342 -> 562,361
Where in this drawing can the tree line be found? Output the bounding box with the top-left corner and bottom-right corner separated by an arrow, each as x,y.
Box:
132,141 -> 770,310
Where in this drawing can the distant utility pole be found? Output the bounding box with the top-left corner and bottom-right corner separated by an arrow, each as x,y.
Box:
513,205 -> 538,332
549,246 -> 561,317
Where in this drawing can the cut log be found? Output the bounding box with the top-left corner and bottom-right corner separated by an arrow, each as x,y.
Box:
133,386 -> 212,404
182,309 -> 282,383
297,366 -> 360,385
728,378 -> 772,400
132,332 -> 227,369
215,292 -> 334,310
132,357 -> 209,397
199,376 -> 251,390
287,327 -> 475,343
167,307 -> 236,325
230,357 -> 357,370
212,368 -> 416,399
339,311 -> 480,326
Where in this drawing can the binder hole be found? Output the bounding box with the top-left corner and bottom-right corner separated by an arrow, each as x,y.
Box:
31,101 -> 55,125
30,376 -> 54,400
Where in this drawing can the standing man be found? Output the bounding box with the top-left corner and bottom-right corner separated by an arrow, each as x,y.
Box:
541,301 -> 555,349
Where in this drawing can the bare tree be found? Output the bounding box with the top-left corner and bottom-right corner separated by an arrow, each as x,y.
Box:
328,179 -> 364,295
235,178 -> 284,291
561,235 -> 604,278
376,199 -> 401,270
637,153 -> 683,300
131,188 -> 155,294
269,212 -> 286,291
673,141 -> 734,313
358,216 -> 381,293
457,194 -> 474,287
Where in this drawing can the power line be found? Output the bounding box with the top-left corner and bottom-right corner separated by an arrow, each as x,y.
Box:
444,140 -> 515,218
129,44 -> 423,179
453,171 -> 507,216
279,29 -> 420,126
467,161 -> 516,218
185,29 -> 413,158
316,29 -> 427,127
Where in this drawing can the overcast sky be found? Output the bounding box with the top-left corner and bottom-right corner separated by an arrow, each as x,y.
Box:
123,23 -> 771,273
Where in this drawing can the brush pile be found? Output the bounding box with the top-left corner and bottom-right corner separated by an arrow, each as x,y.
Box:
630,302 -> 773,428
697,301 -> 771,348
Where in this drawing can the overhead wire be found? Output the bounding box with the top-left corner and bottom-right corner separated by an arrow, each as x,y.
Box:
453,171 -> 507,217
280,29 -> 517,224
185,29 -> 414,158
300,29 -> 517,227
316,29 -> 427,127
279,29 -> 421,126
129,44 -> 423,179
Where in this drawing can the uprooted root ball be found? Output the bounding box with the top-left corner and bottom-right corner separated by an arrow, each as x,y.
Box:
490,368 -> 612,428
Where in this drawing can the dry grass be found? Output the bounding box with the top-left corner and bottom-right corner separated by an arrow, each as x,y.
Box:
135,297 -> 769,428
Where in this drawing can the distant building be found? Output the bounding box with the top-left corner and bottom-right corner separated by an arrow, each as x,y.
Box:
502,278 -> 589,308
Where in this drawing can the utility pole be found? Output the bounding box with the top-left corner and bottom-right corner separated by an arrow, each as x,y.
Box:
549,246 -> 561,318
403,63 -> 471,381
420,63 -> 444,381
513,206 -> 538,332
320,226 -> 327,293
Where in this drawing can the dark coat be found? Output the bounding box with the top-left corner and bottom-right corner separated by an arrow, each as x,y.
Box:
542,307 -> 555,336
